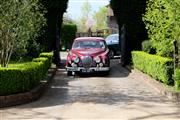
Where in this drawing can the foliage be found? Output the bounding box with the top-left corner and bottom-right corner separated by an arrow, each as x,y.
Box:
0,52 -> 53,95
63,13 -> 75,24
39,0 -> 68,65
143,0 -> 180,57
92,7 -> 108,31
26,38 -> 42,58
174,69 -> 180,90
110,0 -> 148,65
32,57 -> 49,75
76,0 -> 92,32
39,52 -> 53,61
132,51 -> 173,85
0,62 -> 43,95
179,41 -> 180,67
142,40 -> 156,54
61,24 -> 77,50
0,0 -> 45,67
39,52 -> 53,68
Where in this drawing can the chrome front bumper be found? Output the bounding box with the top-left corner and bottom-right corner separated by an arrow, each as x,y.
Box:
66,66 -> 110,72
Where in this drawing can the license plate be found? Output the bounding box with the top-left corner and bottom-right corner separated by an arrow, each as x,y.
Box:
82,69 -> 91,73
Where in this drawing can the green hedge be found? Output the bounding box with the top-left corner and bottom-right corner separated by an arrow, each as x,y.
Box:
0,52 -> 53,95
32,57 -> 49,75
174,69 -> 180,90
143,0 -> 180,57
110,0 -> 148,65
61,24 -> 77,50
142,40 -> 156,54
132,51 -> 173,85
39,52 -> 53,61
39,52 -> 53,68
0,62 -> 44,95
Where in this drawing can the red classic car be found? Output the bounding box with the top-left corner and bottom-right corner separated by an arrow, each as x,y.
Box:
66,37 -> 110,76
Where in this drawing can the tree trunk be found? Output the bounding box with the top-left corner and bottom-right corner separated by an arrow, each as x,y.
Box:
53,13 -> 63,66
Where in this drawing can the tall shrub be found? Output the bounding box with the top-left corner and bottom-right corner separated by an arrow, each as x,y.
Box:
174,69 -> 180,90
0,0 -> 45,67
40,0 -> 69,65
110,0 -> 148,65
132,51 -> 173,85
61,24 -> 77,49
143,0 -> 180,57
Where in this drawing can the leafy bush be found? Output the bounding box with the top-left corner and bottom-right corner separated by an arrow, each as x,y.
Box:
132,51 -> 173,85
143,0 -> 180,57
32,57 -> 49,75
174,69 -> 180,90
39,52 -> 53,61
0,62 -> 44,95
0,0 -> 45,67
142,40 -> 156,54
110,0 -> 148,65
0,52 -> 53,95
39,52 -> 53,68
61,24 -> 77,50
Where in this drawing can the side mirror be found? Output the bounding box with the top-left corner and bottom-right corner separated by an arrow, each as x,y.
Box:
66,49 -> 70,52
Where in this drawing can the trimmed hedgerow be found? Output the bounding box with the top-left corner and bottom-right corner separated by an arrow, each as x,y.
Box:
32,57 -> 49,75
132,51 -> 173,85
0,62 -> 44,95
174,69 -> 180,90
39,52 -> 53,68
142,40 -> 156,54
61,24 -> 77,49
39,52 -> 53,61
0,52 -> 53,95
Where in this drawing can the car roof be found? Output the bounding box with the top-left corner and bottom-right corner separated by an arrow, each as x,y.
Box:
75,37 -> 105,41
106,34 -> 119,37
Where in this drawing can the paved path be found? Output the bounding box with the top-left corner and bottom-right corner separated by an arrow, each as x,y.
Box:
1,59 -> 180,120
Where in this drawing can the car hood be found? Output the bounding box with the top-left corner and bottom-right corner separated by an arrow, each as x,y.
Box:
71,48 -> 106,57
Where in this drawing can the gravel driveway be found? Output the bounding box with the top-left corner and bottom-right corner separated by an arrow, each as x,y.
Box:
1,54 -> 180,120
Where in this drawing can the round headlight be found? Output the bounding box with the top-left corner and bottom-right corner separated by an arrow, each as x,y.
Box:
94,56 -> 101,63
74,56 -> 80,63
99,63 -> 103,67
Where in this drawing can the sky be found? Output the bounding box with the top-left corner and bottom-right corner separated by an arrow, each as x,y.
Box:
66,0 -> 110,20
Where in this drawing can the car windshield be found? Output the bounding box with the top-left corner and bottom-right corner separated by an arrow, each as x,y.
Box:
72,40 -> 106,49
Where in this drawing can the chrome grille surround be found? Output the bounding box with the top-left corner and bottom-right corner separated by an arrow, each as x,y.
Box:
82,56 -> 93,68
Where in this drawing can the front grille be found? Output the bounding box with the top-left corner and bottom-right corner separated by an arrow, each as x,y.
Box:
82,56 -> 93,68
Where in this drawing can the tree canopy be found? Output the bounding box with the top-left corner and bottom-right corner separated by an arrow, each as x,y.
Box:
143,0 -> 180,57
39,0 -> 69,65
0,0 -> 45,67
110,0 -> 148,65
92,7 -> 108,31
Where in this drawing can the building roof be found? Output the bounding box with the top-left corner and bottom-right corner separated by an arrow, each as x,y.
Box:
106,4 -> 114,17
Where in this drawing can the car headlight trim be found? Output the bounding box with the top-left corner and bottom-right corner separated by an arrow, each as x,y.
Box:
74,56 -> 80,63
94,56 -> 101,63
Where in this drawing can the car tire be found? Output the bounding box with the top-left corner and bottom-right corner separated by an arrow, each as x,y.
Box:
67,71 -> 72,76
104,70 -> 110,76
109,50 -> 114,59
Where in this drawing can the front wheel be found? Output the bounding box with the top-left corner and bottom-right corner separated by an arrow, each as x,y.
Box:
109,50 -> 114,59
67,71 -> 72,76
104,70 -> 110,76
